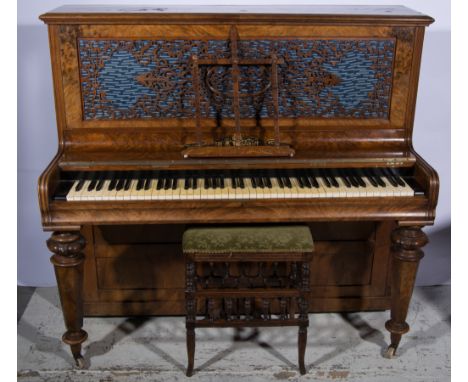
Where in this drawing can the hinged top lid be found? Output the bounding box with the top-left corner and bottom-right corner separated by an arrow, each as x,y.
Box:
40,4 -> 434,25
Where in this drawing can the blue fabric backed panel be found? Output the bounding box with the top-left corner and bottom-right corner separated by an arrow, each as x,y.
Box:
78,39 -> 395,120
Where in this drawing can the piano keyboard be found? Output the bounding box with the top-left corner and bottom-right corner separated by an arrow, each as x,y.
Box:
54,168 -> 423,201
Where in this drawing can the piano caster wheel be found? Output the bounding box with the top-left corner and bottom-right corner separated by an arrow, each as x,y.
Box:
384,345 -> 397,359
74,356 -> 86,369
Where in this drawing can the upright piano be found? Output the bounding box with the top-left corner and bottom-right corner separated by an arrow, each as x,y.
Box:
38,5 -> 438,367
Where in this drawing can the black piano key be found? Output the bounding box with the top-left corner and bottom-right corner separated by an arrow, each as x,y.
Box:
389,168 -> 406,187
264,176 -> 272,188
164,177 -> 172,190
320,170 -> 331,188
283,176 -> 292,188
302,174 -> 312,188
73,171 -> 86,192
156,177 -> 164,190
108,178 -> 117,191
144,178 -> 151,190
306,171 -> 320,188
76,173 -> 89,191
136,177 -> 145,191
220,175 -> 225,189
338,169 -> 351,188
211,177 -> 217,189
239,177 -> 245,189
231,177 -> 237,189
257,177 -> 265,188
277,176 -> 285,188
215,177 -> 222,189
184,177 -> 190,190
116,178 -> 125,191
296,175 -> 305,188
75,179 -> 85,192
204,177 -> 209,189
382,168 -> 399,187
328,170 -> 340,188
124,177 -> 132,191
352,169 -> 367,188
324,171 -> 334,188
329,169 -> 340,187
172,177 -> 178,190
96,175 -> 105,191
87,176 -> 98,191
363,169 -> 378,187
192,177 -> 198,190
251,177 -> 257,188
403,177 -> 425,196
346,170 -> 360,188
372,169 -> 387,187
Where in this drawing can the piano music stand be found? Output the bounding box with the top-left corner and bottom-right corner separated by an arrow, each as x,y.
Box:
182,26 -> 295,159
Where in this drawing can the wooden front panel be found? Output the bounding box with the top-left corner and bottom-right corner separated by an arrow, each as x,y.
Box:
82,221 -> 392,316
50,23 -> 422,155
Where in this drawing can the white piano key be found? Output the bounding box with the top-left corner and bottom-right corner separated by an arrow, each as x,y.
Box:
66,180 -> 81,201
143,179 -> 154,200
399,178 -> 415,196
77,180 -> 92,201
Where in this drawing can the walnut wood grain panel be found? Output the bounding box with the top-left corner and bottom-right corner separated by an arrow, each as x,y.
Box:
310,241 -> 373,286
308,222 -> 375,241
94,222 -> 374,246
82,226 -> 99,302
62,128 -> 407,154
92,240 -> 375,295
46,197 -> 431,230
94,224 -> 186,245
40,6 -> 434,26
95,247 -> 183,290
80,23 -> 370,41
83,296 -> 391,316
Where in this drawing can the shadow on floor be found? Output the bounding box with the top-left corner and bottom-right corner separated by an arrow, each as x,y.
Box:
17,286 -> 36,322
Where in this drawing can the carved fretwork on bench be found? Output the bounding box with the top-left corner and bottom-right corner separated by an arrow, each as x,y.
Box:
185,257 -> 310,376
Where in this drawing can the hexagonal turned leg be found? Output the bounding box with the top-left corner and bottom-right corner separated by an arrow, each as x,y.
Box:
47,231 -> 87,368
385,226 -> 428,358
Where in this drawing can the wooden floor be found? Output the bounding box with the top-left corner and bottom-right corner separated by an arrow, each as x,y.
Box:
17,286 -> 450,382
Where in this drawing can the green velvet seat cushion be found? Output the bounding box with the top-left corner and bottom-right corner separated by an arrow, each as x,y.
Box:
182,226 -> 314,254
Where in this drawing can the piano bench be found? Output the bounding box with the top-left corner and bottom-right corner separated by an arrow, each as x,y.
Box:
182,225 -> 314,376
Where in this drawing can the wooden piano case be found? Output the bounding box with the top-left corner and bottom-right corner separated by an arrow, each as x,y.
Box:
39,6 -> 438,365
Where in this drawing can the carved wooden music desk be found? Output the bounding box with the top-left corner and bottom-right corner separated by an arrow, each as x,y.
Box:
39,5 -> 438,368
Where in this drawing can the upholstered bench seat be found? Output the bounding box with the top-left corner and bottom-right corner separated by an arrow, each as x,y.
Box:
182,225 -> 314,254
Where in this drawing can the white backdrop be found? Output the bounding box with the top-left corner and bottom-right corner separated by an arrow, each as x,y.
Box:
17,0 -> 450,286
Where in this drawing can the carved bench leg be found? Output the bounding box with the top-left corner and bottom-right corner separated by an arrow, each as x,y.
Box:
385,226 -> 428,358
186,326 -> 195,377
47,231 -> 87,368
185,259 -> 196,377
298,260 -> 310,375
298,325 -> 307,375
